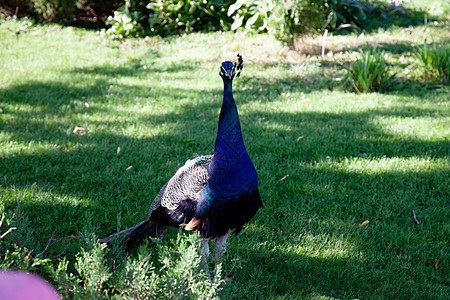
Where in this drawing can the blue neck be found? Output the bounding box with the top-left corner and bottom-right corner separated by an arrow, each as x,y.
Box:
216,81 -> 244,148
208,79 -> 257,193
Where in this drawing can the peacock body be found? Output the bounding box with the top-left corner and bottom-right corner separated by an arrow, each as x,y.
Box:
100,56 -> 262,268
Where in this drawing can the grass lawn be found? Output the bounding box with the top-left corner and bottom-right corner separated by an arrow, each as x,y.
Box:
0,10 -> 449,300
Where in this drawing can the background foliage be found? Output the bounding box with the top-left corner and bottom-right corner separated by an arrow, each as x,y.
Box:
101,0 -> 233,38
0,0 -> 123,25
3,0 -> 448,42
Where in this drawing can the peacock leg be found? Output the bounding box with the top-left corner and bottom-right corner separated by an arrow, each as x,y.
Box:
155,223 -> 165,240
200,238 -> 211,279
212,230 -> 231,281
215,230 -> 231,264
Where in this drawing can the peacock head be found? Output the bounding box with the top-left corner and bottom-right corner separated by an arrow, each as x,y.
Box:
219,54 -> 243,81
219,61 -> 236,81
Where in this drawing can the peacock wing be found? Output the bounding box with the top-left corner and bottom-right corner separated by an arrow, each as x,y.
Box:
148,155 -> 213,216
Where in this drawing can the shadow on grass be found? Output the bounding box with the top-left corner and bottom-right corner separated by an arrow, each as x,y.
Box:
225,248 -> 372,298
0,58 -> 447,298
70,58 -> 200,78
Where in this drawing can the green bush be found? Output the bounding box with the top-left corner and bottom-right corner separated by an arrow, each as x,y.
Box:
270,0 -> 325,44
103,0 -> 145,39
104,0 -> 372,41
1,202 -> 223,299
325,0 -> 370,31
227,0 -> 274,32
227,0 -> 324,43
104,0 -> 233,38
414,41 -> 449,83
227,0 -> 372,44
147,0 -> 232,35
345,46 -> 397,93
51,233 -> 223,299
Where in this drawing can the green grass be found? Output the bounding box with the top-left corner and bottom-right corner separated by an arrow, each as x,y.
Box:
0,17 -> 449,299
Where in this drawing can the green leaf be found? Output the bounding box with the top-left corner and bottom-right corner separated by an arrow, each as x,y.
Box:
246,13 -> 260,28
228,0 -> 245,16
231,15 -> 244,30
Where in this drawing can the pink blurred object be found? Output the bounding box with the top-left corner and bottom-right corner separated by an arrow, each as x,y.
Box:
0,271 -> 61,300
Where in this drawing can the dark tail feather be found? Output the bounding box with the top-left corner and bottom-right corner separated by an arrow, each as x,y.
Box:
99,218 -> 163,245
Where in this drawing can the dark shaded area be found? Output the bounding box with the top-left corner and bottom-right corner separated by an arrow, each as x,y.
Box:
72,0 -> 124,28
0,0 -> 34,18
361,4 -> 433,33
0,0 -> 123,28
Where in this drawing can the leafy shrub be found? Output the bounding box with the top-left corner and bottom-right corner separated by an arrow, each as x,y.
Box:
271,0 -> 325,44
1,202 -> 223,298
49,232 -> 223,299
104,0 -> 234,38
227,0 -> 324,43
345,46 -> 397,93
227,0 -> 372,44
414,41 -> 449,83
147,0 -> 232,35
325,0 -> 371,31
227,0 -> 274,32
103,0 -> 145,39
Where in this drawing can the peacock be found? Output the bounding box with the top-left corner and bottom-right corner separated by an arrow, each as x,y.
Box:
100,54 -> 262,271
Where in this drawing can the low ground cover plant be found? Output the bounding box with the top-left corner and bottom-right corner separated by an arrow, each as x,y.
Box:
345,46 -> 397,93
414,41 -> 449,82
